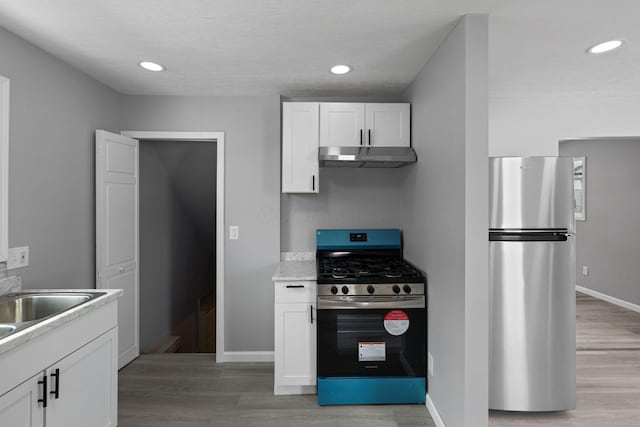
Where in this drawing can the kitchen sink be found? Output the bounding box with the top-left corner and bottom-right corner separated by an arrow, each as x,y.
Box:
0,324 -> 16,339
0,292 -> 106,340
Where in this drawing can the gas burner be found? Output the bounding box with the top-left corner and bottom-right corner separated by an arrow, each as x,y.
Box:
317,253 -> 425,284
331,268 -> 349,279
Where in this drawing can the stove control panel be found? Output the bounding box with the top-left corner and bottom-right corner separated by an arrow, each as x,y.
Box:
318,283 -> 425,296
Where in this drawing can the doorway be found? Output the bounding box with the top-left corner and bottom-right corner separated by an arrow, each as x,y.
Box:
122,131 -> 225,360
139,140 -> 216,353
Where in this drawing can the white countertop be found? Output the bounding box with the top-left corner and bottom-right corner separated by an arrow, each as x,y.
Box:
272,260 -> 316,281
0,288 -> 123,357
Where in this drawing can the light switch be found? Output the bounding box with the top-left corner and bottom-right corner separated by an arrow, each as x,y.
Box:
582,266 -> 589,276
229,225 -> 239,240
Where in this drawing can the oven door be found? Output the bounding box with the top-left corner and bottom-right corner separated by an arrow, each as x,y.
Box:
317,295 -> 425,378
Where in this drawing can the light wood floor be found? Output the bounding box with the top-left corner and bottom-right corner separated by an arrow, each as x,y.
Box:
490,292 -> 640,426
118,355 -> 436,427
119,292 -> 639,426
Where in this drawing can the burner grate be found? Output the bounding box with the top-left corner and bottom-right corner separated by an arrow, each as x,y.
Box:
317,255 -> 423,284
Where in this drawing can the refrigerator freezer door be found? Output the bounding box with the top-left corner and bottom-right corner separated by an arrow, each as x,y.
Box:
489,237 -> 576,411
489,157 -> 575,232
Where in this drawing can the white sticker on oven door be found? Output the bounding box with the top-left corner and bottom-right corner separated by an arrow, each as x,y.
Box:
384,310 -> 410,336
358,342 -> 386,362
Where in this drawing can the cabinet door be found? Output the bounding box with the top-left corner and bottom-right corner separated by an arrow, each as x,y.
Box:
364,103 -> 410,147
282,102 -> 319,193
0,373 -> 44,427
320,103 -> 365,147
46,328 -> 118,427
274,303 -> 316,386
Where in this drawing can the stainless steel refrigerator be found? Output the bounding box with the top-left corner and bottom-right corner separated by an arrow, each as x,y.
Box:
489,156 -> 576,412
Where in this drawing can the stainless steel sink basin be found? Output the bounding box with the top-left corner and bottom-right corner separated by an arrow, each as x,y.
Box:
0,292 -> 106,340
0,324 -> 16,339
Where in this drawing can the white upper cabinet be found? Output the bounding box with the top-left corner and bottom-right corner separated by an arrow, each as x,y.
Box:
365,103 -> 411,147
282,102 -> 319,194
320,103 -> 410,147
281,101 -> 411,193
319,103 -> 365,147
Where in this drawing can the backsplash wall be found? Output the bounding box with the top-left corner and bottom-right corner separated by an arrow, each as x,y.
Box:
280,167 -> 412,250
0,262 -> 22,296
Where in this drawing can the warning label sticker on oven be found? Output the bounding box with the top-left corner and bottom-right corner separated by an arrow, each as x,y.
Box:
384,310 -> 410,336
358,342 -> 386,362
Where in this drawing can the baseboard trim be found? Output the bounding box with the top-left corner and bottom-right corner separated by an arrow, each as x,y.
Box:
426,394 -> 446,427
274,385 -> 316,395
576,285 -> 640,313
118,347 -> 140,370
223,351 -> 274,362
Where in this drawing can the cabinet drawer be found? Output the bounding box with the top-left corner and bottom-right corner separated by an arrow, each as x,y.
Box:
274,281 -> 316,303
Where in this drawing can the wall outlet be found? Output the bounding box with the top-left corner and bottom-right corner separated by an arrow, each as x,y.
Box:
582,265 -> 589,276
428,352 -> 434,377
7,246 -> 29,269
229,225 -> 239,240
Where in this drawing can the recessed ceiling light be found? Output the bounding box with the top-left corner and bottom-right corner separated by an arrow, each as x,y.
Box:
139,61 -> 165,72
586,40 -> 624,55
330,64 -> 351,75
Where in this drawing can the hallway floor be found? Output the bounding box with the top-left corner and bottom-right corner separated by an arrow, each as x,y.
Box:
490,292 -> 640,426
118,355 -> 436,427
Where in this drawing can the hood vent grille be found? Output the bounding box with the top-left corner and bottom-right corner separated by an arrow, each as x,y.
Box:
318,146 -> 417,168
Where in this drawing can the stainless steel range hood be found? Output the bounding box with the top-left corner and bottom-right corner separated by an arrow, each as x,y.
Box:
318,146 -> 417,168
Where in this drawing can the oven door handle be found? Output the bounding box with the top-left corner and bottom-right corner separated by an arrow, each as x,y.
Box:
317,296 -> 425,310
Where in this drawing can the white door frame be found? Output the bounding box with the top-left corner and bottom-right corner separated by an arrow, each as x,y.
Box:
122,130 -> 226,362
0,76 -> 9,262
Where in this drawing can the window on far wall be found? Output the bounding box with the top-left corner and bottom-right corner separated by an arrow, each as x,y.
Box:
573,157 -> 586,221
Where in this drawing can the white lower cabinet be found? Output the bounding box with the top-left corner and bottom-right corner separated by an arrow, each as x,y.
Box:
46,328 -> 117,427
0,373 -> 43,427
0,296 -> 119,427
0,328 -> 117,427
274,281 -> 316,395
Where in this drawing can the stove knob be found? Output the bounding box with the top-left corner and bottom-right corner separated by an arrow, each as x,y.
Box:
392,285 -> 401,294
341,286 -> 349,295
367,285 -> 375,294
330,286 -> 338,295
403,285 -> 412,294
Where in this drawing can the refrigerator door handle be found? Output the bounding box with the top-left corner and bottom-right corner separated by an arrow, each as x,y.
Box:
489,231 -> 569,242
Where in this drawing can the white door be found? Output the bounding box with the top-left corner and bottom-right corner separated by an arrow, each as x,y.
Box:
319,103 -> 365,147
46,328 -> 118,427
0,374 -> 43,427
282,102 -> 319,193
96,130 -> 139,369
274,302 -> 316,386
364,103 -> 411,147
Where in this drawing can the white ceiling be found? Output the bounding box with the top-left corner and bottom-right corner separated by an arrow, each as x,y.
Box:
490,0 -> 640,98
0,0 -> 638,98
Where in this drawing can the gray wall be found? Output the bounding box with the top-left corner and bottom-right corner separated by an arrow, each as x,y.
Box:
0,26 -> 120,288
139,141 -> 216,352
120,95 -> 281,352
281,168 -> 411,250
560,138 -> 640,306
402,15 -> 488,427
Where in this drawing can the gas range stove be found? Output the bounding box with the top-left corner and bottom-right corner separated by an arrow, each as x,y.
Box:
316,229 -> 426,293
315,228 -> 427,406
